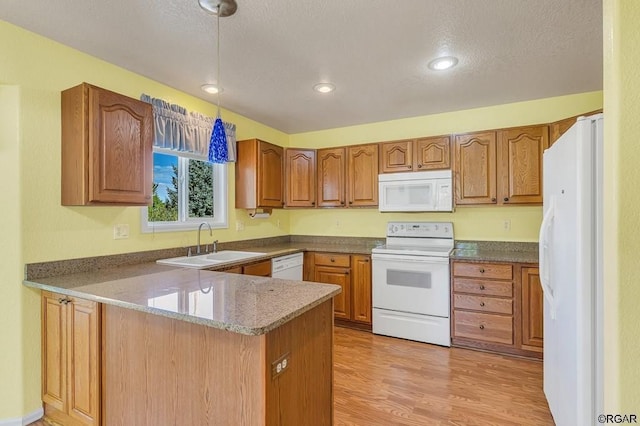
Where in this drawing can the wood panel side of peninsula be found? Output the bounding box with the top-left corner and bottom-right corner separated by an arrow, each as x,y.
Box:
101,300 -> 334,426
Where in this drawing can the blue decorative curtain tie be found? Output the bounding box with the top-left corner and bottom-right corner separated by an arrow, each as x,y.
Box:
208,116 -> 228,163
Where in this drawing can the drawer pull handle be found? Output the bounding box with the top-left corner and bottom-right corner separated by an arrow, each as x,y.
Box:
479,285 -> 485,290
479,324 -> 485,330
479,268 -> 485,273
480,302 -> 485,307
330,258 -> 335,262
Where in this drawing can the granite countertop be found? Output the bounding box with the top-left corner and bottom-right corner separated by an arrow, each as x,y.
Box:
450,241 -> 539,264
24,262 -> 340,336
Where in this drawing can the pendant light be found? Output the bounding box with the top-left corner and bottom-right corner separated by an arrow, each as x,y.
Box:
199,0 -> 237,163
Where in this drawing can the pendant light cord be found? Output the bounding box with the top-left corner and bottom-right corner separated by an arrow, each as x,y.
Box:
216,4 -> 221,118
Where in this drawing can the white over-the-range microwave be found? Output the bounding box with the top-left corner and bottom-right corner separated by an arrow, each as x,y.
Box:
378,170 -> 453,212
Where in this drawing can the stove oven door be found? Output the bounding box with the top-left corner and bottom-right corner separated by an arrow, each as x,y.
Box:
372,253 -> 450,317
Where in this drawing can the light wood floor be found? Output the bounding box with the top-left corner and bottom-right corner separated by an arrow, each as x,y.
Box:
334,326 -> 553,425
30,326 -> 553,426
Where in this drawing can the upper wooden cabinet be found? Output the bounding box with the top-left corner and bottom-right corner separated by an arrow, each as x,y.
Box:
379,136 -> 451,173
317,147 -> 346,207
347,144 -> 378,207
549,109 -> 602,146
454,126 -> 547,206
497,126 -> 548,204
61,83 -> 153,206
285,148 -> 316,207
236,139 -> 285,209
414,136 -> 451,170
379,139 -> 413,173
454,131 -> 497,205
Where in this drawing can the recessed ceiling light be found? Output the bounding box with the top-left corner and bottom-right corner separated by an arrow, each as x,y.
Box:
428,56 -> 459,71
201,84 -> 223,94
313,83 -> 335,93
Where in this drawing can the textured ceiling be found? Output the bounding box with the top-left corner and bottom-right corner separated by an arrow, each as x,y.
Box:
0,0 -> 602,134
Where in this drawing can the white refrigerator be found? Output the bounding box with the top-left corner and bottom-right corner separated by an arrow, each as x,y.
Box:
539,113 -> 603,426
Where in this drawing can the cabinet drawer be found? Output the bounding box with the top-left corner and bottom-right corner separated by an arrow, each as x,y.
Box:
243,260 -> 272,277
453,311 -> 513,345
453,294 -> 513,315
453,278 -> 513,297
314,253 -> 350,267
453,262 -> 513,280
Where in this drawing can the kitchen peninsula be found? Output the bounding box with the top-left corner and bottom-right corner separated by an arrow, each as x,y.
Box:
24,262 -> 340,426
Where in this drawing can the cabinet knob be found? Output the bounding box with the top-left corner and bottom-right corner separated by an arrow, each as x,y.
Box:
330,258 -> 335,262
311,201 -> 315,205
480,302 -> 485,307
479,268 -> 485,273
58,297 -> 71,305
417,164 -> 422,169
407,165 -> 412,169
479,285 -> 485,290
340,201 -> 345,205
479,324 -> 485,330
491,198 -> 496,202
364,258 -> 369,262
349,201 -> 353,204
503,197 -> 509,202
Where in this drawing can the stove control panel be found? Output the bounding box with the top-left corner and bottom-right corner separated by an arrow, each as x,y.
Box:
386,221 -> 454,239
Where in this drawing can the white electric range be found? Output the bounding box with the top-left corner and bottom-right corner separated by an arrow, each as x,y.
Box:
371,221 -> 454,346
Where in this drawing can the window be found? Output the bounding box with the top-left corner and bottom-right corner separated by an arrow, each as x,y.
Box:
141,148 -> 228,232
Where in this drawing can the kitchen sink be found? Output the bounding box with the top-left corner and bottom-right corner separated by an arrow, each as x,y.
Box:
156,251 -> 263,269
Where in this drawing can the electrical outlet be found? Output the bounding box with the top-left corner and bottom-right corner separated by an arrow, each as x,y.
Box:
335,219 -> 340,228
236,220 -> 245,231
276,219 -> 281,228
113,224 -> 129,239
271,352 -> 290,379
503,219 -> 511,232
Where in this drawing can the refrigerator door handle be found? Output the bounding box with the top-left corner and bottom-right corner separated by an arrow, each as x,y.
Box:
539,198 -> 556,319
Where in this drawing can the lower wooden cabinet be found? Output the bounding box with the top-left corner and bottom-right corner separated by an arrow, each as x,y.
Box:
308,252 -> 372,328
521,267 -> 543,352
42,291 -> 101,426
451,260 -> 542,358
217,259 -> 272,276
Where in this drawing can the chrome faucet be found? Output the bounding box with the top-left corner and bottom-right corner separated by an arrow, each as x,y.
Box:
197,222 -> 212,255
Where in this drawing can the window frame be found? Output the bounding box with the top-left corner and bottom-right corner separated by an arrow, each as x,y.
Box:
141,148 -> 228,233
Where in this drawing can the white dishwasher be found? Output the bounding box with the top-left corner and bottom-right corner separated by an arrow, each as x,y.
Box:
271,253 -> 303,280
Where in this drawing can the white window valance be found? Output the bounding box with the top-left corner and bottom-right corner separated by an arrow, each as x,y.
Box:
140,94 -> 236,161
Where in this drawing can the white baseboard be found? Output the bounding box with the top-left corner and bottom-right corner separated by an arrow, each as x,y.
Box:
0,407 -> 44,426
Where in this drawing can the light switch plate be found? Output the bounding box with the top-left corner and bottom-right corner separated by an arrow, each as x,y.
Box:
113,224 -> 130,239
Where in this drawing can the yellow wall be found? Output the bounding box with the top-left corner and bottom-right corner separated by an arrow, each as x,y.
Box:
289,92 -> 603,240
0,85 -> 26,417
603,0 -> 640,411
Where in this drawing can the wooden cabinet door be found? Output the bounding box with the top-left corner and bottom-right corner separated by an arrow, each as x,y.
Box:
42,291 -> 67,412
497,125 -> 548,205
379,140 -> 414,173
351,255 -> 372,324
88,85 -> 153,205
285,149 -> 316,207
347,144 -> 378,207
315,266 -> 351,320
317,148 -> 346,207
549,116 -> 576,146
454,132 -> 497,205
414,136 -> 451,170
42,291 -> 101,425
67,298 -> 101,425
521,267 -> 543,352
257,140 -> 284,208
303,252 -> 315,281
